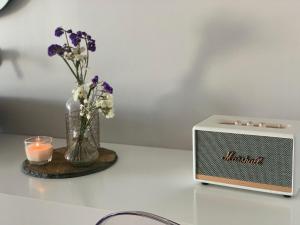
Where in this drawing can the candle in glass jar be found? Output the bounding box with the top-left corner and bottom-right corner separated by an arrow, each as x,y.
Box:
24,136 -> 53,165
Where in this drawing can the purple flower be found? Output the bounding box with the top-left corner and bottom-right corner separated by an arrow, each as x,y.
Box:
57,47 -> 64,56
77,31 -> 82,37
69,33 -> 81,46
87,35 -> 91,40
54,27 -> 64,37
48,44 -> 64,56
66,29 -> 72,33
92,75 -> 99,84
48,45 -> 57,56
82,32 -> 87,36
87,40 -> 96,52
69,33 -> 77,40
103,81 -> 113,94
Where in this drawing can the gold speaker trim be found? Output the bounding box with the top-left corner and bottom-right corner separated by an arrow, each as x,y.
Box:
196,174 -> 292,193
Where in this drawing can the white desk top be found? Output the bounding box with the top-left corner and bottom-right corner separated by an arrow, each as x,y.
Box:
0,193 -> 110,225
0,133 -> 300,225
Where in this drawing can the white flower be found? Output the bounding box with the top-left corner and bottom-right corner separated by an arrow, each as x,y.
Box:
106,99 -> 113,108
95,99 -> 104,108
80,104 -> 84,110
65,52 -> 74,60
73,85 -> 86,101
95,94 -> 114,108
70,47 -> 86,63
64,47 -> 87,62
106,93 -> 113,101
96,99 -> 110,108
72,46 -> 85,55
86,114 -> 91,120
105,110 -> 114,119
74,54 -> 86,62
83,99 -> 88,104
105,94 -> 114,107
80,112 -> 84,117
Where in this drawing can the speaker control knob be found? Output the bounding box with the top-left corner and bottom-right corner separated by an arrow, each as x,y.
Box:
234,120 -> 242,125
246,121 -> 253,126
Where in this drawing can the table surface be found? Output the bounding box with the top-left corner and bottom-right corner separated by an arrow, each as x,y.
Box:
0,133 -> 300,225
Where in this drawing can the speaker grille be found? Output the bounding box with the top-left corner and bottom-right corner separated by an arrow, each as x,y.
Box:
195,130 -> 293,188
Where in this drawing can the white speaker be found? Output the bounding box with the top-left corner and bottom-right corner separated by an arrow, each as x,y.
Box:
193,115 -> 300,197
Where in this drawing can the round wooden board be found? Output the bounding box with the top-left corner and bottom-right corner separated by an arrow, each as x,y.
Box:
22,147 -> 118,179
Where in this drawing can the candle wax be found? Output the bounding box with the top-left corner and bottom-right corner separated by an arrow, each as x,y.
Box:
25,143 -> 53,162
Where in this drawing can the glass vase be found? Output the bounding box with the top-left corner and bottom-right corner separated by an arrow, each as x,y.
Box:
65,97 -> 100,166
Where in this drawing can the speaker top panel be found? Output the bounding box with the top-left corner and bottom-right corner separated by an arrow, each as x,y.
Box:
193,115 -> 300,138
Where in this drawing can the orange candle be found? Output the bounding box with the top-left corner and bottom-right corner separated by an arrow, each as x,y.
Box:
24,136 -> 53,165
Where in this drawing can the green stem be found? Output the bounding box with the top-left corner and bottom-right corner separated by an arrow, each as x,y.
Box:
85,112 -> 96,129
77,116 -> 87,145
60,56 -> 81,84
80,63 -> 83,82
76,62 -> 79,82
87,86 -> 94,100
84,38 -> 89,81
64,31 -> 70,47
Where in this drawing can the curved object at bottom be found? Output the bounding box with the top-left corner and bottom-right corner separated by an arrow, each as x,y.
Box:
95,211 -> 180,225
0,0 -> 11,11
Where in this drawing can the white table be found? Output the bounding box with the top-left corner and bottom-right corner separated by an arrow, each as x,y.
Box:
0,193 -> 110,225
0,133 -> 299,225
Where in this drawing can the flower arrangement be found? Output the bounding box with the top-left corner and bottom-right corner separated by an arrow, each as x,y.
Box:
48,27 -> 114,119
48,27 -> 114,164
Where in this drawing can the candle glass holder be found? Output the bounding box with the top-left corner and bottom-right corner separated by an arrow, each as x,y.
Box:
24,136 -> 53,165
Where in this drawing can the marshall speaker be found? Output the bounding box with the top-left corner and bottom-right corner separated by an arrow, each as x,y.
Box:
193,115 -> 300,197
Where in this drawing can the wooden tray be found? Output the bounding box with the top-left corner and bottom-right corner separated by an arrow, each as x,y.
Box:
22,147 -> 118,179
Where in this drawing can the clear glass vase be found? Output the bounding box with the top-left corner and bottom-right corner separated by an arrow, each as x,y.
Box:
65,97 -> 100,166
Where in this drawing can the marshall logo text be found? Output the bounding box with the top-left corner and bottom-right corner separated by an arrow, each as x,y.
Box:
222,151 -> 264,165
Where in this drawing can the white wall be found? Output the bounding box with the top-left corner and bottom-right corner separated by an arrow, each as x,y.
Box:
0,0 -> 300,150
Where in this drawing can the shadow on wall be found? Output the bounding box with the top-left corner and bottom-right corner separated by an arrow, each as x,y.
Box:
0,0 -> 30,17
102,12 -> 258,150
0,48 -> 23,78
153,13 -> 257,149
0,11 -> 259,150
0,97 -> 66,138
